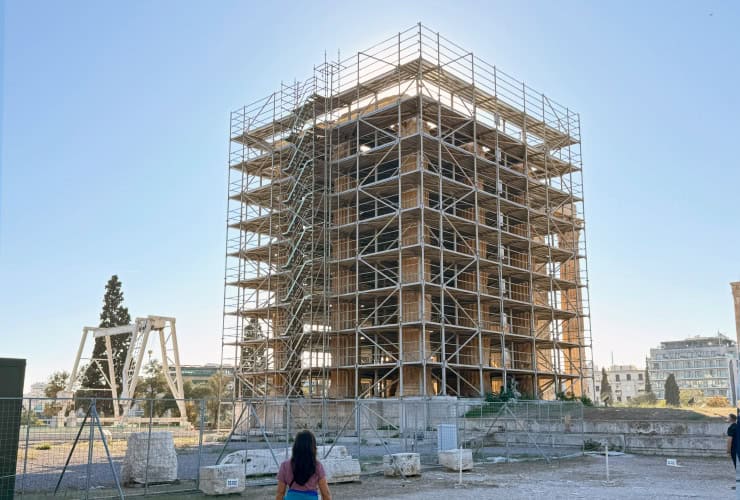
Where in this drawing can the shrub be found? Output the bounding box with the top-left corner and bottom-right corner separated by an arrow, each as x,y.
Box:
583,439 -> 602,452
628,393 -> 658,406
36,443 -> 52,451
580,395 -> 594,407
21,409 -> 41,426
555,392 -> 592,406
679,389 -> 704,406
486,389 -> 516,403
705,396 -> 730,407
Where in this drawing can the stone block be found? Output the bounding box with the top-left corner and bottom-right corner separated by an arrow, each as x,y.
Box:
199,464 -> 246,495
322,457 -> 361,483
438,449 -> 473,471
220,448 -> 280,476
121,432 -> 178,484
383,453 -> 421,477
220,445 -> 352,477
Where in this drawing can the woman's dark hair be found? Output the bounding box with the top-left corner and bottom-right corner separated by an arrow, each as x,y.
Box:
291,430 -> 317,486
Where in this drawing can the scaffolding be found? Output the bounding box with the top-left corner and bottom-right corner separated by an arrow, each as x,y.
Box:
221,24 -> 593,402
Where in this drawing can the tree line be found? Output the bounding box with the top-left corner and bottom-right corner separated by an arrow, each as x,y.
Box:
600,365 -> 684,407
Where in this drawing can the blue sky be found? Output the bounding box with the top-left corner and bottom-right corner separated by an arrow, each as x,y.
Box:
1,1 -> 739,388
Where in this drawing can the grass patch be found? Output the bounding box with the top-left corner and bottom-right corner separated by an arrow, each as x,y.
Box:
464,405 -> 501,418
35,443 -> 52,451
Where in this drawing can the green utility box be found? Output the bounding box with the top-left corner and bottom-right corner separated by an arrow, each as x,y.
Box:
0,358 -> 26,499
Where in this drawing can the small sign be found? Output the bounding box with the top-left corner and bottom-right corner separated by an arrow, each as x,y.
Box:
226,478 -> 239,488
666,458 -> 678,467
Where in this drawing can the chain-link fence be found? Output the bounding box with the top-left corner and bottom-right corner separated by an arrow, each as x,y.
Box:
2,397 -> 584,497
3,396 -> 213,498
217,399 -> 585,477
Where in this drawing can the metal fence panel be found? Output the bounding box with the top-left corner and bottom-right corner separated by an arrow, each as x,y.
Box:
5,397 -> 585,496
5,397 -> 208,498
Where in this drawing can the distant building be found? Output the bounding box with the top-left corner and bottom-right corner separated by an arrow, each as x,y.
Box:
594,365 -> 646,403
173,364 -> 233,387
22,382 -> 48,413
648,334 -> 738,400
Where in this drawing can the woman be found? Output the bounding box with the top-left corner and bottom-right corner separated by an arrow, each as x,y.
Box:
276,430 -> 332,500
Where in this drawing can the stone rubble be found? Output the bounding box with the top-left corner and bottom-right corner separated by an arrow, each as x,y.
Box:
383,453 -> 421,477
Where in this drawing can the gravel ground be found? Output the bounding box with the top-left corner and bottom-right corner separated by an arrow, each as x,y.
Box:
19,454 -> 736,499
172,454 -> 736,500
18,447 -> 736,499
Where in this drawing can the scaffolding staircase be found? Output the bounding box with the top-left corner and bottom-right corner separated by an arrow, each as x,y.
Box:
279,85 -> 327,396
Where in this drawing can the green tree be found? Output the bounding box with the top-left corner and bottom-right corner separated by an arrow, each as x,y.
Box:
643,362 -> 652,394
44,371 -> 70,399
21,408 -> 41,426
208,371 -> 233,429
43,371 -> 70,417
184,381 -> 205,399
183,381 -> 215,425
642,362 -> 656,404
664,373 -> 680,406
600,368 -> 612,405
80,276 -> 131,408
134,360 -> 178,417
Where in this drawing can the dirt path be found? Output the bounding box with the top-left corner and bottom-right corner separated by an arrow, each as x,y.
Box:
339,455 -> 732,500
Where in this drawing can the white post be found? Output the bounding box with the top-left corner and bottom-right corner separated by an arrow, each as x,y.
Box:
458,447 -> 463,485
605,443 -> 609,481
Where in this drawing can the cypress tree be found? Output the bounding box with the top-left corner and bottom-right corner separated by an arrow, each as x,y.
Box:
664,373 -> 680,406
80,275 -> 132,404
643,361 -> 656,403
600,367 -> 612,405
644,364 -> 652,394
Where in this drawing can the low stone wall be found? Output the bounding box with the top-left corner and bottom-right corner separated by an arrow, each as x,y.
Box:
586,420 -> 726,457
466,419 -> 728,457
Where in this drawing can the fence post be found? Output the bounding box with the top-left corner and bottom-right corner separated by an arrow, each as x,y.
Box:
286,399 -> 291,456
196,399 -> 205,489
356,400 -> 361,465
412,400 -> 416,448
462,411 -> 466,456
21,397 -> 31,496
581,402 -> 585,455
401,400 -> 406,452
85,399 -> 96,500
145,399 -> 154,495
